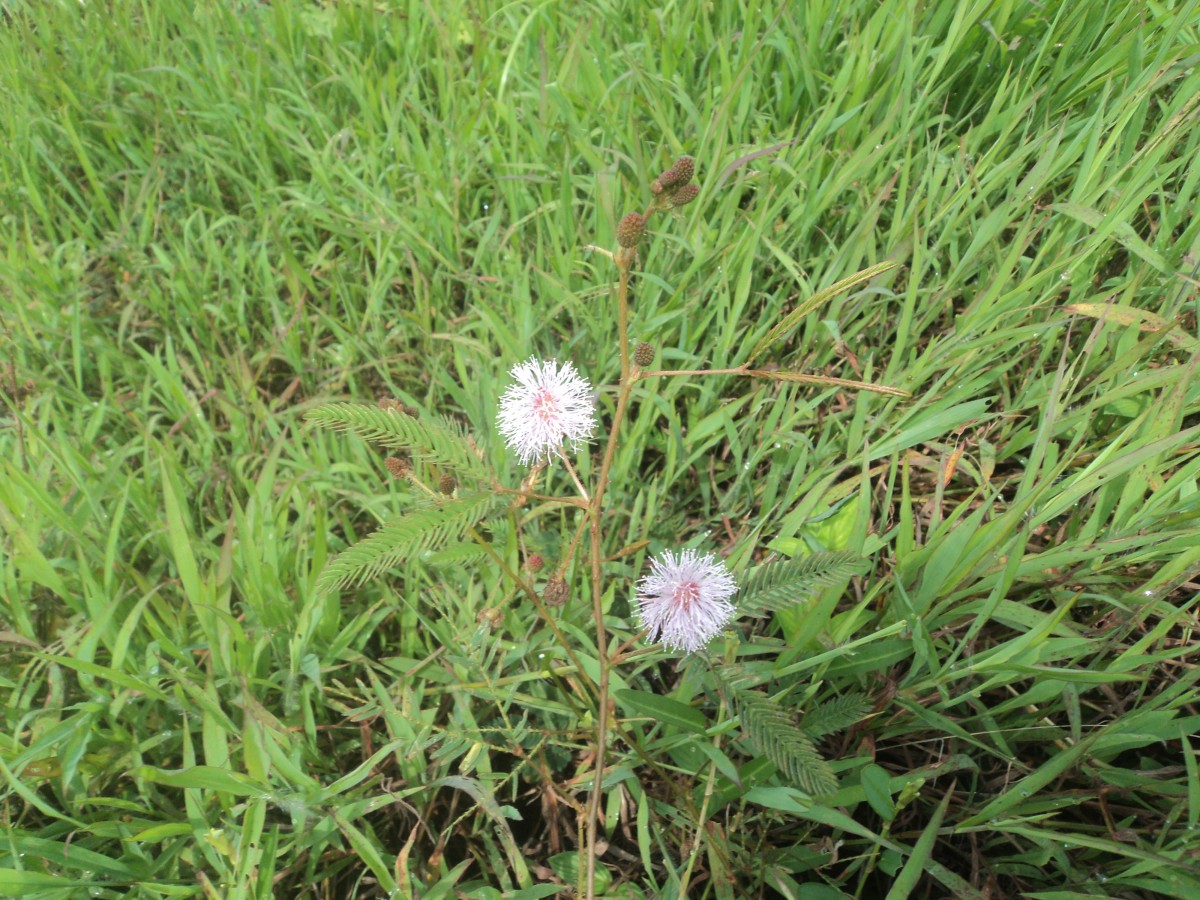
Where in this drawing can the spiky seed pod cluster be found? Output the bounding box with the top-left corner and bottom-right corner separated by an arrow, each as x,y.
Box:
616,212 -> 646,248
633,342 -> 655,367
651,156 -> 697,209
542,575 -> 570,607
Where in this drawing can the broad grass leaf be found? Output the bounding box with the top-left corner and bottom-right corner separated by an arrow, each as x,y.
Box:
616,689 -> 708,734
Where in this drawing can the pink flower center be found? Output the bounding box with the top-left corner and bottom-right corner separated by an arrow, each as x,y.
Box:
672,580 -> 701,610
531,387 -> 559,423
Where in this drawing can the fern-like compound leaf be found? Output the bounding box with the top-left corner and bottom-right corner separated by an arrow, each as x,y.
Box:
737,551 -> 869,617
799,693 -> 871,739
316,492 -> 497,594
307,403 -> 492,480
731,688 -> 838,795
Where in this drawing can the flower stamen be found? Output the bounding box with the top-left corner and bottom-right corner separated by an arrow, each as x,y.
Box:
636,549 -> 738,653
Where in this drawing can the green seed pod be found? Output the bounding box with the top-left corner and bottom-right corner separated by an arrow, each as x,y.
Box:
633,342 -> 655,367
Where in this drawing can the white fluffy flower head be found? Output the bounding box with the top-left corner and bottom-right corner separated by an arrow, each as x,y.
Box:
497,357 -> 597,466
637,549 -> 738,653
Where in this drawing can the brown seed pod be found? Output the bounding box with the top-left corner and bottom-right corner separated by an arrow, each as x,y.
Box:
542,575 -> 570,607
671,156 -> 695,185
385,456 -> 411,478
633,342 -> 655,367
670,183 -> 700,207
438,474 -> 456,495
616,212 -> 646,249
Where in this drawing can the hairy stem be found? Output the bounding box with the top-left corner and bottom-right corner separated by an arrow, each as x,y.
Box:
636,364 -> 750,380
584,255 -> 635,897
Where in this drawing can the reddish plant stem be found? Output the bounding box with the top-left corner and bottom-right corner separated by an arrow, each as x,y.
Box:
584,254 -> 635,896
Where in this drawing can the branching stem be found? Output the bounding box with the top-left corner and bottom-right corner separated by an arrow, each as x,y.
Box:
556,448 -> 592,502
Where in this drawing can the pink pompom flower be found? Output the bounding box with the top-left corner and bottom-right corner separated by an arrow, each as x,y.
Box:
497,357 -> 597,466
636,549 -> 738,653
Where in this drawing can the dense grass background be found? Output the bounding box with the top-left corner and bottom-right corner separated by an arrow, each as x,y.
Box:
3,0 -> 1200,896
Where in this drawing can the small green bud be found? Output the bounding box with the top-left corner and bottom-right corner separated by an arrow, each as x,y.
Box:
633,342 -> 655,367
616,212 -> 646,248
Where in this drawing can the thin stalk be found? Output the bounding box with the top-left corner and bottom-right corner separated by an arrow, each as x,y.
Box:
556,448 -> 592,502
677,694 -> 728,896
636,364 -> 749,380
466,525 -> 594,701
492,482 -> 589,507
584,255 -> 635,897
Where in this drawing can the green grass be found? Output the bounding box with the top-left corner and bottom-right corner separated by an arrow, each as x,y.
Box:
3,0 -> 1200,896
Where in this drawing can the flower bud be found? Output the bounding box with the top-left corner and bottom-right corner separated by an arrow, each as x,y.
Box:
438,474 -> 456,495
616,212 -> 646,248
385,456 -> 410,478
525,553 -> 545,573
670,183 -> 699,207
656,166 -> 681,190
633,342 -> 655,367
